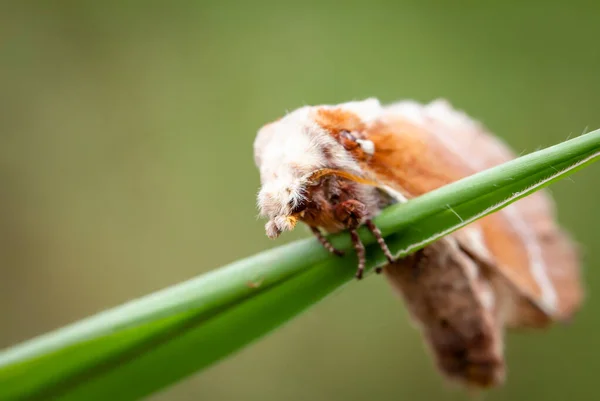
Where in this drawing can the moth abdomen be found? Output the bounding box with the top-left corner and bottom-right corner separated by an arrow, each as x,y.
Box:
383,238 -> 505,388
431,321 -> 505,388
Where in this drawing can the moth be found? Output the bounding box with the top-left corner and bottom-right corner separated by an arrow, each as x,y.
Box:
253,98 -> 583,389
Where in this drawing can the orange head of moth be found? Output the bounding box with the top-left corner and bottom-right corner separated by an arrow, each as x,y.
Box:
253,99 -> 396,279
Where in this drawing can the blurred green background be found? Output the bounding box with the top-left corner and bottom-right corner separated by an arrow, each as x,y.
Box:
1,1 -> 599,400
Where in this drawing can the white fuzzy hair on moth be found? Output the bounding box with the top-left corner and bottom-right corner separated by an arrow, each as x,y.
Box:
253,98 -> 383,238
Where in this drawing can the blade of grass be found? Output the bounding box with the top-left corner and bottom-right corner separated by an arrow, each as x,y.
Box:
0,130 -> 598,401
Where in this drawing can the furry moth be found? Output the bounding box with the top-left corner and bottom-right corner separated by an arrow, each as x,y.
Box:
253,98 -> 583,388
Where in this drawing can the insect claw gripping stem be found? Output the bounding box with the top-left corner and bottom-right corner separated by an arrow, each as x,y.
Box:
365,219 -> 395,274
311,220 -> 392,278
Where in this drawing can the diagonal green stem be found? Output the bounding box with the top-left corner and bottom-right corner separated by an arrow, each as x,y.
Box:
0,130 -> 598,401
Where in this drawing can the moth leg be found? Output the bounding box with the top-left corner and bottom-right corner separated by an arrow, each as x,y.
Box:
334,200 -> 368,279
365,219 -> 394,274
310,226 -> 344,256
350,229 -> 366,279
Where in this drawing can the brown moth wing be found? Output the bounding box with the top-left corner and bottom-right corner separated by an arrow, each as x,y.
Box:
383,236 -> 505,388
388,100 -> 582,323
363,100 -> 583,326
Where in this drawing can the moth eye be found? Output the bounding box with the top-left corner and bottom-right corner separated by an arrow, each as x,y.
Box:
340,130 -> 375,156
340,130 -> 359,151
289,198 -> 308,214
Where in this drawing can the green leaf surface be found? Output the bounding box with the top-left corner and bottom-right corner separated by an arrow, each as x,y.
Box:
1,130 -> 599,401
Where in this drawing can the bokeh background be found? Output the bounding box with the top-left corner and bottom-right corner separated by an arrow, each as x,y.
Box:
2,1 -> 600,400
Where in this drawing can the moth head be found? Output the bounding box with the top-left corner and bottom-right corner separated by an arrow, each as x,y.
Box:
253,99 -> 383,238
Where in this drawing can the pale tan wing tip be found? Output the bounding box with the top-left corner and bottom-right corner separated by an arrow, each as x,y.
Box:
549,228 -> 586,322
508,226 -> 584,328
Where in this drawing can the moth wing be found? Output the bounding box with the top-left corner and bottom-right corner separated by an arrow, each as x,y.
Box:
365,99 -> 583,326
